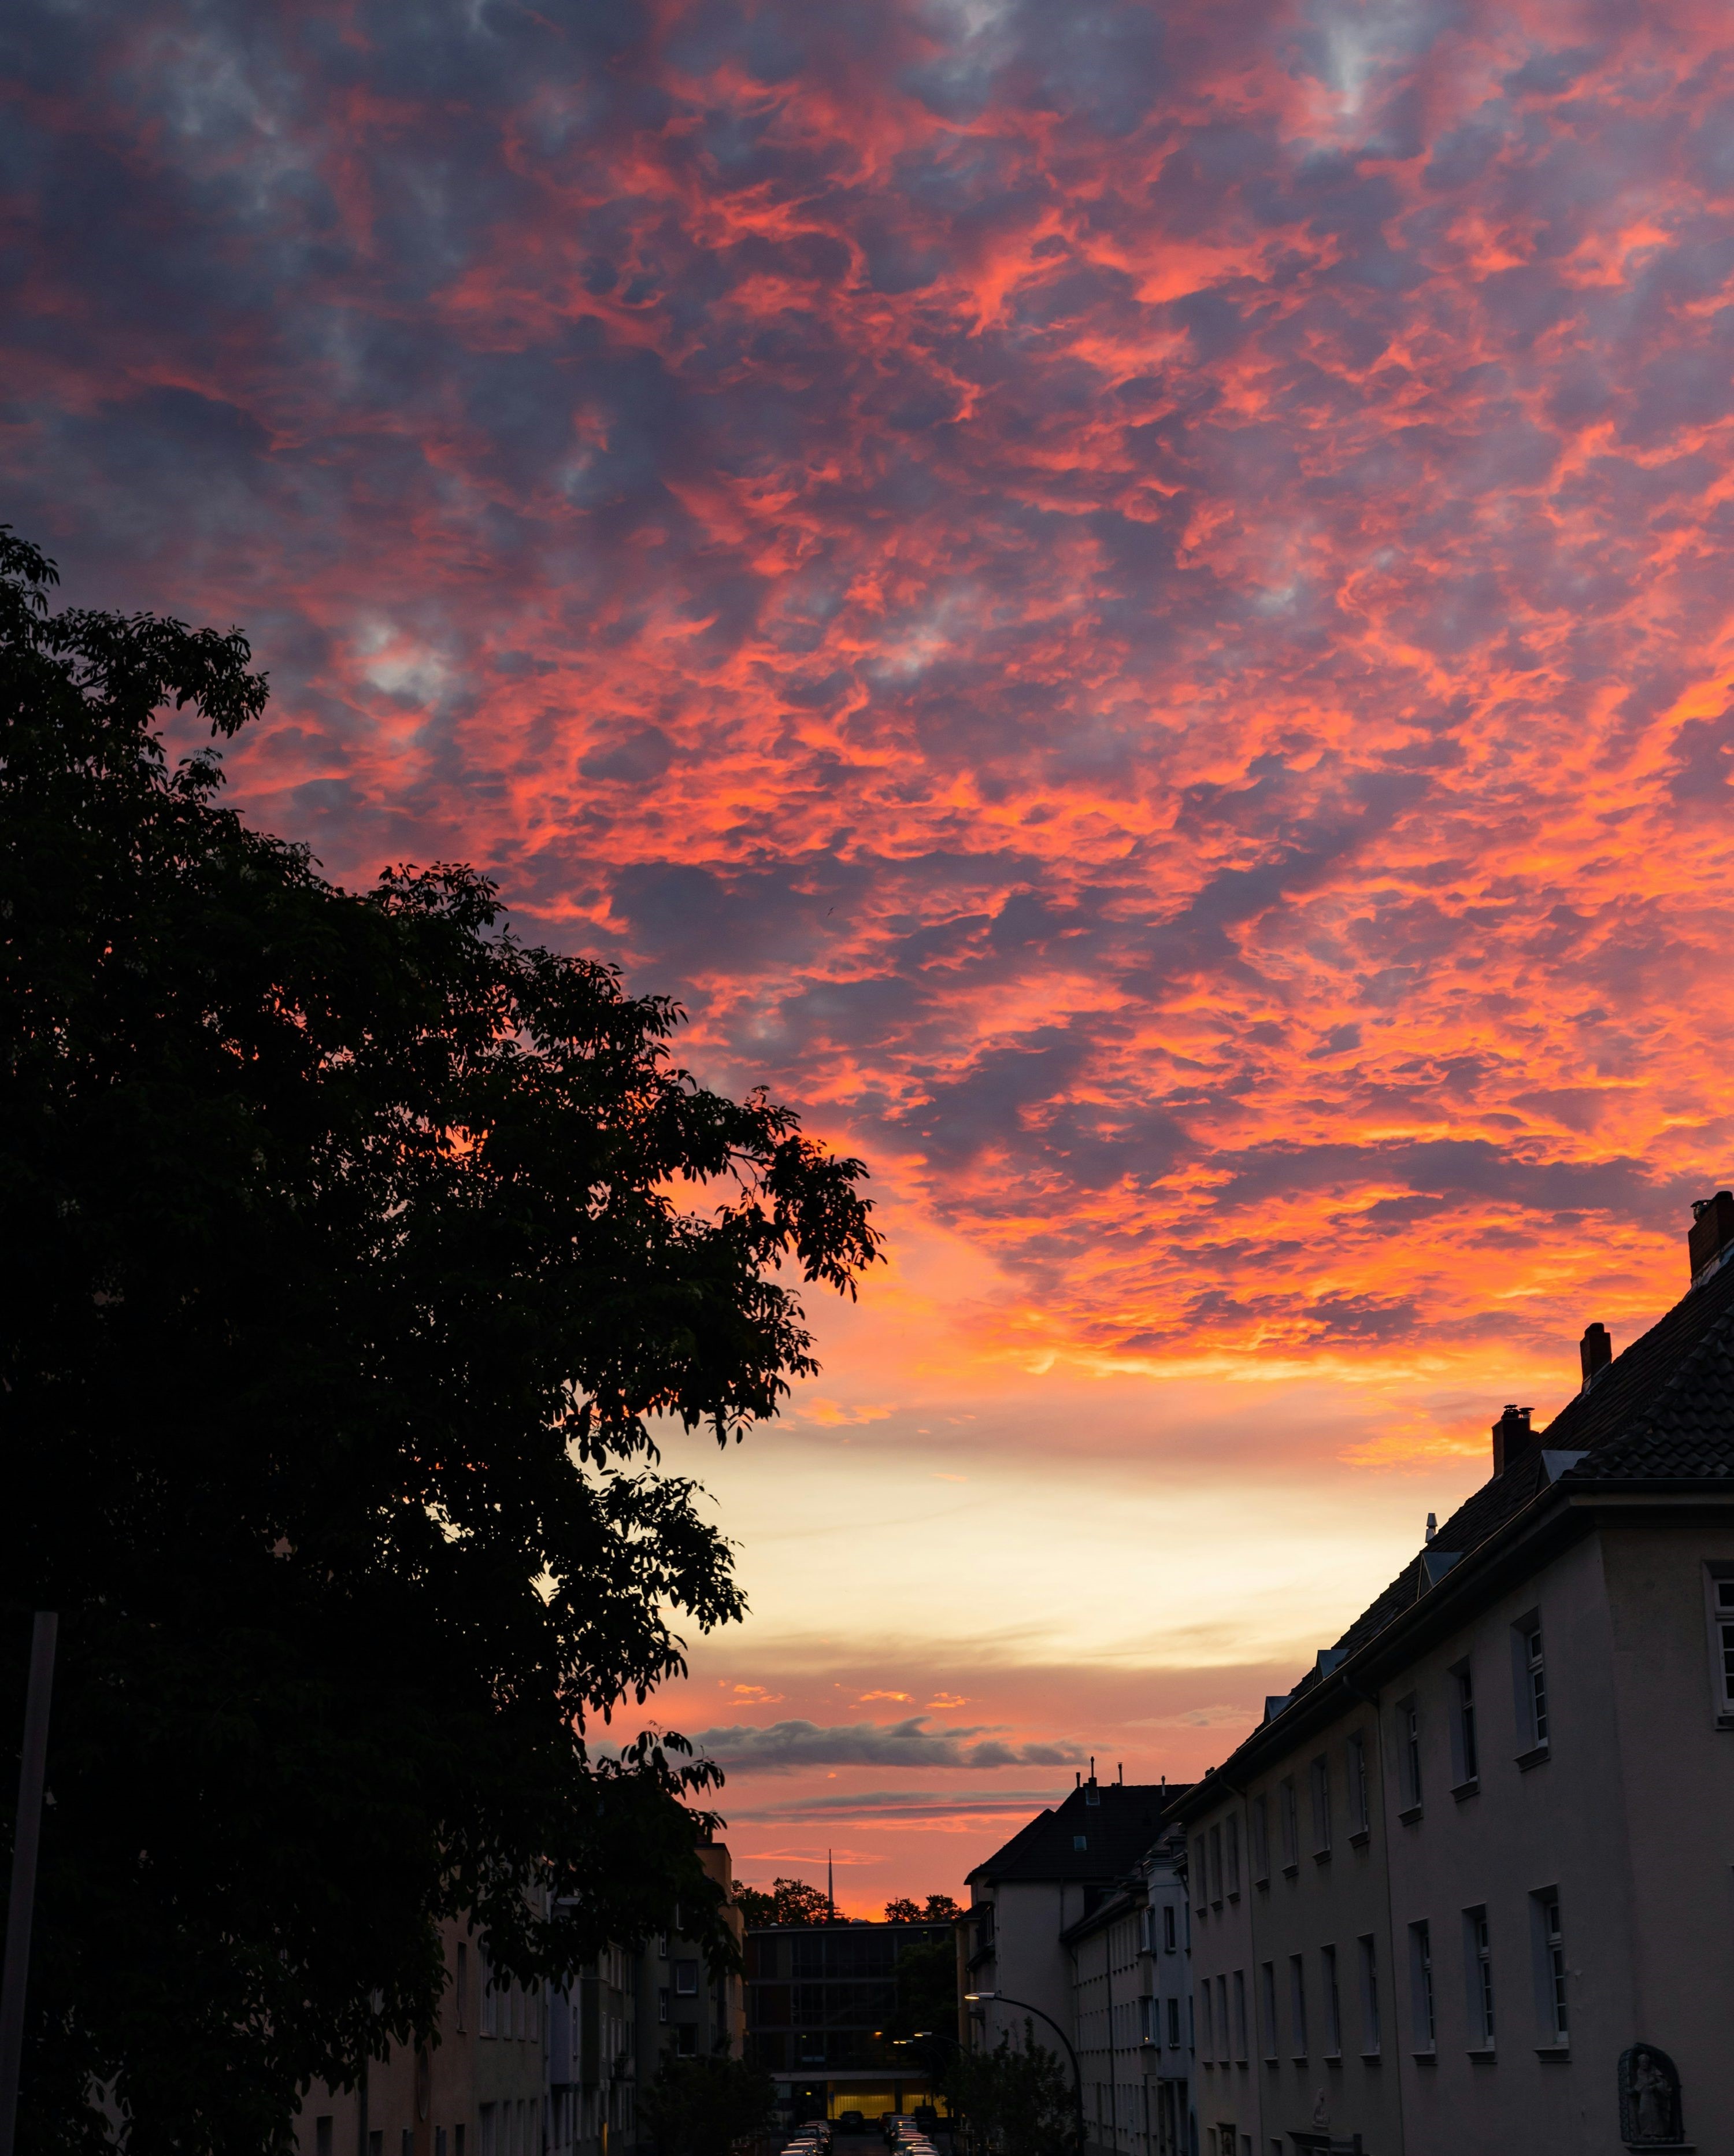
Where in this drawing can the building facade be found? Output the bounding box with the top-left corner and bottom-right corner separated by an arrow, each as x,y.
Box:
744,1917 -> 955,2122
1172,1201 -> 1734,2156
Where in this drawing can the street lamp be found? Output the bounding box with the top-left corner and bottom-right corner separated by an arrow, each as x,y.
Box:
962,1991 -> 1085,2142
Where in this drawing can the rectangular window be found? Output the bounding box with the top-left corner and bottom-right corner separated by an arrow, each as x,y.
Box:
480,1953 -> 497,2039
1217,1974 -> 1230,2064
1465,1906 -> 1495,2047
1706,1568 -> 1734,1716
1531,1890 -> 1568,2046
1260,1962 -> 1277,2061
1194,1837 -> 1209,1905
1451,1662 -> 1479,1786
1346,1732 -> 1369,1836
1358,1935 -> 1380,2055
1409,1922 -> 1435,2051
1199,1981 -> 1215,2062
673,1961 -> 699,1996
1225,1813 -> 1242,1896
1322,1946 -> 1342,2057
1398,1697 -> 1422,1809
315,2122 -> 334,2156
1513,1614 -> 1549,1750
455,1943 -> 468,2033
1140,1995 -> 1155,2043
1279,1778 -> 1299,1869
1168,1995 -> 1181,2048
1288,1955 -> 1307,2058
1251,1792 -> 1270,1882
1164,1904 -> 1177,1953
435,2132 -> 447,2156
658,1987 -> 670,2024
1140,1907 -> 1154,1954
479,2107 -> 495,2156
1210,1824 -> 1224,1905
1310,1758 -> 1331,1855
1232,1969 -> 1248,2061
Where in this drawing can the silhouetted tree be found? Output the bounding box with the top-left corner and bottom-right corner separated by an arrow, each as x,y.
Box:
884,1894 -> 963,1922
735,1877 -> 835,1927
944,2028 -> 1081,2156
639,2051 -> 777,2156
0,530 -> 880,2154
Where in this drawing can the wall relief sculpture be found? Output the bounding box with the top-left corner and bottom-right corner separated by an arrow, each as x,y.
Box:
1618,2045 -> 1684,2146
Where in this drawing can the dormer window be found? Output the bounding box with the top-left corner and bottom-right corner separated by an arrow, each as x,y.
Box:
1072,1834 -> 1088,1851
1085,1783 -> 1101,1807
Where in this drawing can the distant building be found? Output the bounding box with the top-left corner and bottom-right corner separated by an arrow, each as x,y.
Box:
961,1774 -> 1190,2155
1171,1197 -> 1734,2155
632,1838 -> 747,2082
744,1917 -> 955,2124
1064,1818 -> 1193,2156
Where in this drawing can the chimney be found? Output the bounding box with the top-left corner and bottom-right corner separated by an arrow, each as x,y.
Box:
1579,1323 -> 1611,1390
1425,1512 -> 1437,1544
1492,1404 -> 1534,1476
1689,1192 -> 1734,1286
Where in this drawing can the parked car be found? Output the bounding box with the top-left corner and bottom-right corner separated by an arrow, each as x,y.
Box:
836,2114 -> 867,2136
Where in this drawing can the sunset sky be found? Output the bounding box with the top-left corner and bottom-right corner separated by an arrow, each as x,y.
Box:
9,0 -> 1734,1910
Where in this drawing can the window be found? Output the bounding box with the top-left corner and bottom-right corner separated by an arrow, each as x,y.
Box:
436,2132 -> 447,2156
1288,1955 -> 1307,2058
1398,1697 -> 1422,1810
655,1932 -> 669,1959
370,2138 -> 384,2156
1513,1614 -> 1549,1751
1358,1935 -> 1380,2055
1194,1836 -> 1208,1901
1346,1732 -> 1369,1836
1073,1834 -> 1089,1851
1531,1890 -> 1568,2047
673,1961 -> 699,1996
315,2122 -> 334,2156
1217,1974 -> 1230,2064
1226,1813 -> 1242,1896
1199,1981 -> 1215,2062
1140,1907 -> 1154,1953
1164,1903 -> 1177,1953
1232,1969 -> 1248,2061
1085,1780 -> 1102,1806
480,1953 -> 497,2039
1706,1567 -> 1734,1717
1409,1922 -> 1435,2051
1210,1824 -> 1224,1904
675,2023 -> 698,2057
455,2129 -> 465,2156
1260,1964 -> 1277,2061
1140,1995 -> 1155,2043
1322,1946 -> 1342,2057
1251,1793 -> 1270,1883
479,2107 -> 495,2156
1279,1779 -> 1299,1870
1309,1758 -> 1331,1855
658,1987 -> 670,2024
1451,1662 -> 1479,1787
455,1943 -> 468,2033
1168,1995 -> 1181,2048
401,2133 -> 412,2156
1465,1906 -> 1495,2048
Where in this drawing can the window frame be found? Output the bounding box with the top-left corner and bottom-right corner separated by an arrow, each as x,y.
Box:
1321,1944 -> 1342,2058
1251,1792 -> 1270,1884
1705,1562 -> 1734,1725
1259,1962 -> 1278,2062
1232,1968 -> 1248,2062
1449,1658 -> 1479,1791
1279,1777 -> 1299,1872
1463,1905 -> 1495,2050
1408,1921 -> 1435,2054
1288,1954 -> 1307,2060
1511,1610 -> 1550,1758
1357,1933 -> 1380,2057
1397,1696 -> 1422,1813
1529,1888 -> 1568,2049
1346,1731 -> 1370,1840
1309,1756 -> 1332,1858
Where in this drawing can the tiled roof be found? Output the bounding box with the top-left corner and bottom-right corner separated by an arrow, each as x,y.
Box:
1282,1255 -> 1734,1705
966,1782 -> 1185,1885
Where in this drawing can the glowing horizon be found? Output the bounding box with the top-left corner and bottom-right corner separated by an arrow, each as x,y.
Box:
9,0 -> 1734,1908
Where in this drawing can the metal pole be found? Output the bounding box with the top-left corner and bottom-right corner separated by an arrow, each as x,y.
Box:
0,1612 -> 58,2156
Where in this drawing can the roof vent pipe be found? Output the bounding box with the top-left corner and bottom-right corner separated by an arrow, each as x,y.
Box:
1580,1323 -> 1611,1390
1492,1404 -> 1535,1476
1425,1512 -> 1437,1544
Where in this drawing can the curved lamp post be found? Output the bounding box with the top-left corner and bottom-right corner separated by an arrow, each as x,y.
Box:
962,1990 -> 1085,2142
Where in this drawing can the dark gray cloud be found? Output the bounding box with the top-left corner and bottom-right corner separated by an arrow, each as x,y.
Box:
689,1716 -> 1085,1772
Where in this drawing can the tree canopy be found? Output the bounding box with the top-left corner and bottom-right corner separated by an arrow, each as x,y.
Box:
944,2029 -> 1082,2156
884,1894 -> 963,1923
638,2051 -> 777,2156
733,1876 -> 835,1927
0,530 -> 880,2153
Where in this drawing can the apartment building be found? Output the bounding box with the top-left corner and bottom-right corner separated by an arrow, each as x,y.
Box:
294,1917 -> 548,2156
1172,1196 -> 1734,2155
1064,1819 -> 1194,2156
634,1839 -> 747,2078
